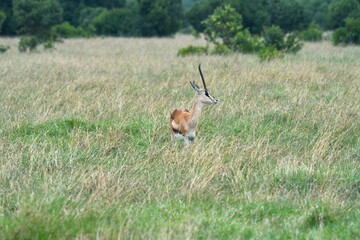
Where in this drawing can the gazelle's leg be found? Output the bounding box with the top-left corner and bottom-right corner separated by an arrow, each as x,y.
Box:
184,137 -> 191,148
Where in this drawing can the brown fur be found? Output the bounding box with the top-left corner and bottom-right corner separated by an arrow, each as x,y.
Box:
170,108 -> 191,136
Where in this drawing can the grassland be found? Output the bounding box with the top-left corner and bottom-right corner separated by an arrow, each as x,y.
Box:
0,35 -> 359,239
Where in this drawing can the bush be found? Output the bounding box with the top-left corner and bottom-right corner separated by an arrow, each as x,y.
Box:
43,40 -> 55,50
13,0 -> 63,40
333,27 -> 349,45
300,23 -> 323,42
78,7 -> 107,34
51,22 -> 88,39
14,0 -> 63,52
0,11 -> 6,33
138,0 -> 182,37
263,25 -> 285,50
0,45 -> 10,53
179,6 -> 303,61
263,25 -> 303,54
212,44 -> 231,55
202,4 -> 264,54
258,46 -> 283,61
283,33 -> 303,54
18,37 -> 39,52
327,0 -> 360,29
185,0 -> 222,33
344,17 -> 360,44
92,8 -> 140,36
233,30 -> 263,53
332,17 -> 360,45
177,45 -> 208,57
202,5 -> 244,48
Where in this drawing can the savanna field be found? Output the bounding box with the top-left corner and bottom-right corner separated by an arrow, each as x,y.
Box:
0,35 -> 359,239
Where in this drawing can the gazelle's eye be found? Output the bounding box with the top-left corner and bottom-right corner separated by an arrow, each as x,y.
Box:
205,91 -> 209,97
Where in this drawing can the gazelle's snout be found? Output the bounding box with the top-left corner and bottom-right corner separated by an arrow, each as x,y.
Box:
204,91 -> 218,105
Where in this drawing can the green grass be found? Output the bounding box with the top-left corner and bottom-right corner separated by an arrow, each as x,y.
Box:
0,36 -> 359,239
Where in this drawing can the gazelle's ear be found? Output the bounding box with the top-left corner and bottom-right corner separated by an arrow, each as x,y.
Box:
190,81 -> 201,92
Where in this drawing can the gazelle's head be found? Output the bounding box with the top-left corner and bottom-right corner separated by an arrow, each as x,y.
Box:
190,64 -> 218,105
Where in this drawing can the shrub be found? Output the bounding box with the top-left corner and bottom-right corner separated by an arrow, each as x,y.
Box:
179,6 -> 303,61
177,45 -> 208,57
300,23 -> 323,42
333,27 -> 349,45
233,31 -> 263,53
79,7 -> 107,34
332,17 -> 360,45
43,40 -> 54,50
263,25 -> 303,54
343,17 -> 360,44
92,8 -> 140,36
258,46 -> 283,61
18,37 -> 39,52
212,44 -> 231,55
202,5 -> 244,49
138,0 -> 182,37
327,0 -> 360,29
185,0 -> 222,33
51,22 -> 88,39
283,33 -> 303,54
0,11 -> 6,33
0,45 -> 10,53
13,0 -> 63,40
202,4 -> 264,54
263,25 -> 285,50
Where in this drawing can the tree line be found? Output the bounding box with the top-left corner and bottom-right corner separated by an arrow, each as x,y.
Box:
0,0 -> 360,52
0,0 -> 182,38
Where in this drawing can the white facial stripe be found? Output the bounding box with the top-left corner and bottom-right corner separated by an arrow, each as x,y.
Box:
207,93 -> 217,102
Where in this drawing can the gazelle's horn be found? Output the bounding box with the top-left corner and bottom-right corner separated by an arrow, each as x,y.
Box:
198,64 -> 208,91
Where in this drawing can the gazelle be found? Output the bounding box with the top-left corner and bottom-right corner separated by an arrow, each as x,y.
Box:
170,64 -> 218,147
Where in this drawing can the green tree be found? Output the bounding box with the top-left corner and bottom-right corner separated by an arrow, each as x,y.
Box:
298,0 -> 332,28
59,0 -> 79,26
83,0 -> 126,9
327,0 -> 360,29
0,0 -> 16,35
227,0 -> 271,34
182,0 -> 202,11
186,0 -> 309,34
263,25 -> 285,50
0,11 -> 6,33
185,0 -> 222,32
92,8 -> 140,36
50,22 -> 87,38
179,5 -> 303,61
263,25 -> 303,53
202,5 -> 244,49
333,17 -> 360,45
13,0 -> 63,40
266,0 -> 309,32
299,22 -> 323,42
78,7 -> 107,33
138,0 -> 182,36
59,0 -> 126,27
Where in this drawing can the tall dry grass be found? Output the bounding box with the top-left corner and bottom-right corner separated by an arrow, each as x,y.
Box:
0,35 -> 359,239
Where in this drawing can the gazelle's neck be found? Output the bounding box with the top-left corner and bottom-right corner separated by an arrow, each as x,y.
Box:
189,95 -> 203,128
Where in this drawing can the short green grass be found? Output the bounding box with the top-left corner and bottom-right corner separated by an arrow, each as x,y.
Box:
0,36 -> 359,239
